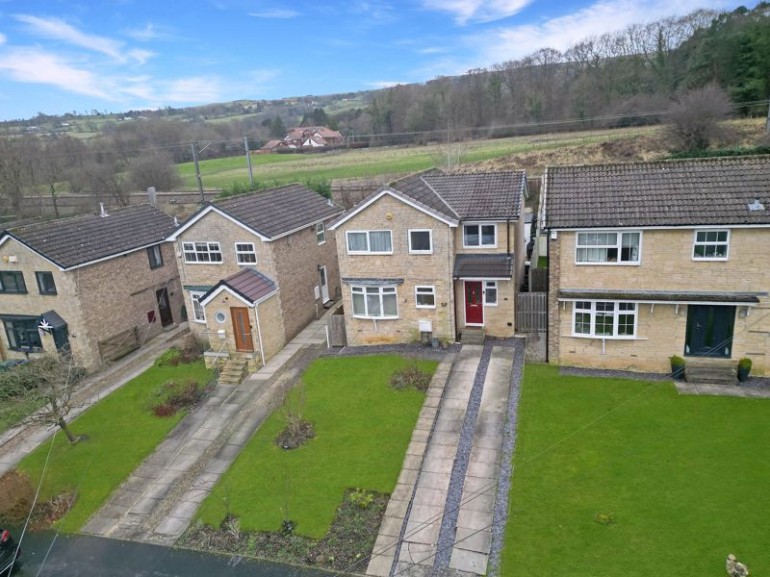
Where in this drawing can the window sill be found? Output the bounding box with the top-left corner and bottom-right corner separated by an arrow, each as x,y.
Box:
347,252 -> 393,256
567,334 -> 646,341
352,315 -> 399,320
575,262 -> 640,266
184,261 -> 224,265
691,257 -> 728,262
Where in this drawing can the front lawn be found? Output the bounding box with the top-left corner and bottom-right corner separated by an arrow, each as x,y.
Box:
501,364 -> 770,577
196,355 -> 436,538
16,359 -> 214,532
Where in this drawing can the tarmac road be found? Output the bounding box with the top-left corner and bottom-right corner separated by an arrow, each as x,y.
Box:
7,529 -> 339,577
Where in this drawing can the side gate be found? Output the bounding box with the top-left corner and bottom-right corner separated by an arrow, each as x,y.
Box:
516,292 -> 547,333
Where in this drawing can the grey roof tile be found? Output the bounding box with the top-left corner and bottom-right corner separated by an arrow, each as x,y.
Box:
421,172 -> 525,220
214,184 -> 342,238
204,267 -> 276,304
7,204 -> 178,269
453,254 -> 513,278
545,156 -> 770,229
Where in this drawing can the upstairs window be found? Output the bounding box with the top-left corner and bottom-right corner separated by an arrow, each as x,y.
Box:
0,271 -> 27,294
346,230 -> 392,254
36,271 -> 57,295
693,230 -> 729,260
147,245 -> 164,269
463,224 -> 496,248
576,231 -> 640,264
409,229 -> 433,254
235,242 -> 257,265
316,223 -> 326,244
183,241 -> 223,263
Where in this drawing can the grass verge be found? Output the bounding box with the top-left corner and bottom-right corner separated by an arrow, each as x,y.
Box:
15,359 -> 214,532
195,355 -> 436,539
501,364 -> 770,577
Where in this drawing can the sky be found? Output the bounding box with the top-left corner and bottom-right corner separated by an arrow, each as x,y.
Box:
0,0 -> 750,122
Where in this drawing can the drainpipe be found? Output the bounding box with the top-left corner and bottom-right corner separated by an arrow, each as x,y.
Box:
545,229 -> 550,363
253,302 -> 266,368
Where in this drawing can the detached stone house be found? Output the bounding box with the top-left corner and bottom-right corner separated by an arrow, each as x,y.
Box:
543,156 -> 770,375
167,184 -> 342,369
0,204 -> 183,370
329,170 -> 527,346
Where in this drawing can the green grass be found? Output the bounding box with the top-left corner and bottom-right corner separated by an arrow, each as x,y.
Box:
16,359 -> 214,532
196,355 -> 436,538
501,364 -> 770,577
177,125 -> 660,189
0,396 -> 46,435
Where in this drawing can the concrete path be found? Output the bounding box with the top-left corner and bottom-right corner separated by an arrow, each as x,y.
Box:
674,380 -> 770,398
367,342 -> 520,577
0,324 -> 190,477
82,311 -> 334,545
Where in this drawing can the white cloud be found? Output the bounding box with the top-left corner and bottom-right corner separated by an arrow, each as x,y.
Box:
249,9 -> 299,18
422,0 -> 532,24
465,0 -> 736,64
14,14 -> 149,64
125,23 -> 175,42
0,47 -> 113,99
0,33 -> 6,45
160,77 -> 223,103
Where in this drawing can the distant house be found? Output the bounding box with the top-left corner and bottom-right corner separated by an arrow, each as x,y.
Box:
0,205 -> 183,370
329,170 -> 527,346
168,184 -> 342,370
543,156 -> 770,375
259,126 -> 344,152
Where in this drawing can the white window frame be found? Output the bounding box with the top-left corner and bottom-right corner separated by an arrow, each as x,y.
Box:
692,229 -> 729,260
483,281 -> 498,306
189,291 -> 206,323
572,301 -> 637,338
415,285 -> 436,309
182,241 -> 223,264
463,223 -> 497,248
408,229 -> 433,254
575,231 -> 641,265
351,285 -> 398,318
346,230 -> 393,254
316,222 -> 326,245
235,242 -> 257,265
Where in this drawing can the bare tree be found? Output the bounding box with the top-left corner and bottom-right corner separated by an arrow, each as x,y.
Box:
19,354 -> 87,444
664,83 -> 734,152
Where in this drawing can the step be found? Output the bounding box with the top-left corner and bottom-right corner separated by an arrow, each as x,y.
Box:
685,365 -> 737,386
461,328 -> 485,345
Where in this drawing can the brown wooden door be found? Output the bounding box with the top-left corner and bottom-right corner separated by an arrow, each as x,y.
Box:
465,281 -> 483,325
231,307 -> 254,351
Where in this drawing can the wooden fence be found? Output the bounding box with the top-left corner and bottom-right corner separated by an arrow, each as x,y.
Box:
328,313 -> 347,347
529,268 -> 548,292
516,292 -> 547,333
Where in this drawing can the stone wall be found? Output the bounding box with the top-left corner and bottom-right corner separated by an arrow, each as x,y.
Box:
552,228 -> 770,374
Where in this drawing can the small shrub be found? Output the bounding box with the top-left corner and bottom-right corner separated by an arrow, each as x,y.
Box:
348,488 -> 374,509
150,379 -> 205,416
281,519 -> 296,536
738,357 -> 752,371
155,347 -> 183,367
390,364 -> 431,391
275,417 -> 315,449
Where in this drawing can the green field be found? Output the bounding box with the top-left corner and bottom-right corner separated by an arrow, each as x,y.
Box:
501,364 -> 770,577
179,127 -> 653,189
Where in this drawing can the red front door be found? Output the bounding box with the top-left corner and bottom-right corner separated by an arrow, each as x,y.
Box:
465,281 -> 483,325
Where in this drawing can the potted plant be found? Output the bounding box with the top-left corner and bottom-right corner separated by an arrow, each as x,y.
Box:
737,357 -> 752,382
669,355 -> 686,381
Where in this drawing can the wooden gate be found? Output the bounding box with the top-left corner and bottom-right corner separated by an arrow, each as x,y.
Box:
516,292 -> 547,333
328,313 -> 347,347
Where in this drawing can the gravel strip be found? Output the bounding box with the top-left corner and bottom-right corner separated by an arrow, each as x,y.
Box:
431,343 -> 493,576
486,338 -> 525,577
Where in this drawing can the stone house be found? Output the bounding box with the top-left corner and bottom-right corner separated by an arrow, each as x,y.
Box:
543,156 -> 770,375
329,170 -> 527,346
167,184 -> 342,369
0,204 -> 183,370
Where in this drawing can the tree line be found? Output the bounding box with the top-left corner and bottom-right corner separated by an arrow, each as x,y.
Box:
1,3 -> 768,218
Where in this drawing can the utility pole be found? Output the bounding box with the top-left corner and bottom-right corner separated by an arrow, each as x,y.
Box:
244,136 -> 254,187
190,142 -> 204,202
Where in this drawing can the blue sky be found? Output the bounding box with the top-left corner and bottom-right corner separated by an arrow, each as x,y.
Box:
0,0 -> 747,121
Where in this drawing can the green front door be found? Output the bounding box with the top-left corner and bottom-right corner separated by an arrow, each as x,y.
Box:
685,305 -> 736,358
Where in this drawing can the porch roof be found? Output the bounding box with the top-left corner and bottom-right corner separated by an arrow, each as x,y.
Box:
453,254 -> 513,279
39,310 -> 68,331
201,268 -> 276,306
558,289 -> 762,304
